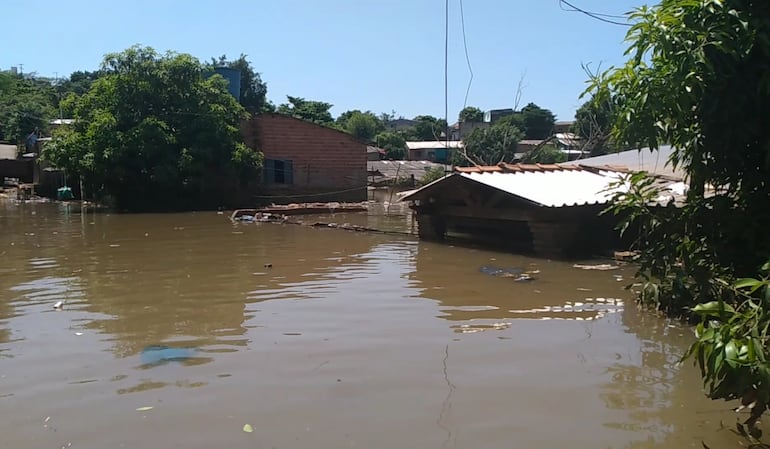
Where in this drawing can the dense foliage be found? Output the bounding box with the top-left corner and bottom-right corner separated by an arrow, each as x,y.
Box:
455,120 -> 522,166
406,115 -> 448,141
458,106 -> 483,123
0,72 -> 55,144
515,102 -> 556,140
572,97 -> 616,156
44,46 -> 262,211
593,0 -> 770,430
420,166 -> 448,185
374,131 -> 406,159
520,143 -> 567,164
336,110 -> 384,142
277,96 -> 334,126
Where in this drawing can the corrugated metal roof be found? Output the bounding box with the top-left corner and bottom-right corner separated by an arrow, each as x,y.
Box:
459,169 -> 625,207
401,162 -> 688,207
563,145 -> 683,179
367,160 -> 447,185
400,165 -> 628,207
406,141 -> 464,150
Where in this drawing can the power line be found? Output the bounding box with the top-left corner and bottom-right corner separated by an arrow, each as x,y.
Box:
444,0 -> 449,146
459,0 -> 474,109
558,0 -> 631,26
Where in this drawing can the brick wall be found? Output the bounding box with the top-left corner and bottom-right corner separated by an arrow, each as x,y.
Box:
242,114 -> 367,202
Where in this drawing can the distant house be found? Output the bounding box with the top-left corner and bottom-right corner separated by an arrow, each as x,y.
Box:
483,108 -> 515,124
554,133 -> 584,160
554,121 -> 574,134
516,139 -> 544,153
405,141 -> 463,163
449,121 -> 489,140
400,163 -> 686,256
367,145 -> 386,161
386,118 -> 418,131
241,114 -> 368,203
367,160 -> 447,187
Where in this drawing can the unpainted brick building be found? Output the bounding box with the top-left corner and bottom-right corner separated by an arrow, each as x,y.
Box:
242,114 -> 368,203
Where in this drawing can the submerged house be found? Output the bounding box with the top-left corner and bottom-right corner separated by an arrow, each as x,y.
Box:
405,141 -> 463,163
400,163 -> 685,257
241,114 -> 368,203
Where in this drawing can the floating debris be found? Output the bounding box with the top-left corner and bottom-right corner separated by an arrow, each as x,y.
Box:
479,266 -> 535,282
53,301 -> 64,310
613,251 -> 638,262
140,345 -> 199,366
136,406 -> 154,412
243,424 -> 254,433
573,263 -> 620,271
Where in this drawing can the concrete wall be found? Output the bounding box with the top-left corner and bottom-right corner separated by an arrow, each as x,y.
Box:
242,114 -> 367,203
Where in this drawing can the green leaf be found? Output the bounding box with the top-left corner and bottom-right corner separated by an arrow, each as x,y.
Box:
692,301 -> 735,317
725,341 -> 739,367
735,278 -> 763,292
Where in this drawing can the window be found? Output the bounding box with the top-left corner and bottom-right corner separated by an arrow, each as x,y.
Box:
264,159 -> 294,184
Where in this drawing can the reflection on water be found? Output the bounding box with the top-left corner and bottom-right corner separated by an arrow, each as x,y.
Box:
0,201 -> 744,449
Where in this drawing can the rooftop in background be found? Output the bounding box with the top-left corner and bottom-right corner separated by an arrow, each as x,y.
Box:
563,145 -> 681,179
367,160 -> 447,186
405,141 -> 463,150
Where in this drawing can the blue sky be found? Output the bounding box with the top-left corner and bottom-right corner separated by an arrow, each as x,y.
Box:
2,0 -> 643,122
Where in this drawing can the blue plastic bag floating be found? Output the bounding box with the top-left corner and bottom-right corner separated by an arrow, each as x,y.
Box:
140,345 -> 199,366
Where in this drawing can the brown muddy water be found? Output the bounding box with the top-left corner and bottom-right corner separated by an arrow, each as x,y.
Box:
0,201 -> 744,449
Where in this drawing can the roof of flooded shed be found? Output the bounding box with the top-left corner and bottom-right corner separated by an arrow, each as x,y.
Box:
401,164 -> 630,207
459,169 -> 626,207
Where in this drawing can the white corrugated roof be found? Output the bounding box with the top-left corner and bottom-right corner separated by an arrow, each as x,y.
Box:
563,145 -> 682,179
459,169 -> 627,207
406,141 -> 464,150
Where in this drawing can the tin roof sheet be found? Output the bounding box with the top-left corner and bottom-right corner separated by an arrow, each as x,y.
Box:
400,163 -> 687,207
458,169 -> 625,207
406,141 -> 464,150
562,145 -> 683,179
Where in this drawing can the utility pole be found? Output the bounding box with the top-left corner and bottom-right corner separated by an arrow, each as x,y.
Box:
18,63 -> 23,75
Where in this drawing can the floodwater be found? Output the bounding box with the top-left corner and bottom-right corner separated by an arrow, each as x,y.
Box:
0,200 -> 743,449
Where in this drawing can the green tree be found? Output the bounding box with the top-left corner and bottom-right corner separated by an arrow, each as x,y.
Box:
573,97 -> 615,156
518,103 -> 555,139
44,45 -> 261,211
0,72 -> 54,144
420,166 -> 447,185
58,70 -> 103,97
336,110 -> 384,141
455,120 -> 522,166
406,115 -> 448,141
592,0 -> 770,429
520,143 -> 567,164
212,54 -> 269,114
277,96 -> 334,126
458,106 -> 483,123
374,131 -> 406,159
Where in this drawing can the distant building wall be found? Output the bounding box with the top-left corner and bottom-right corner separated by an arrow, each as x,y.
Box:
554,121 -> 574,134
242,114 -> 367,203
